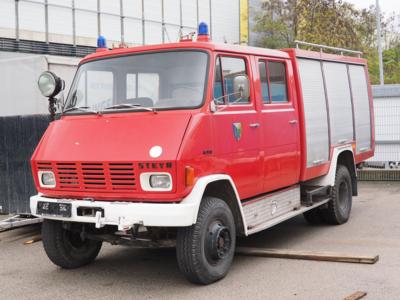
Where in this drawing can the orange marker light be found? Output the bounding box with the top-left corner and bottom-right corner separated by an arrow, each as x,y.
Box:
185,166 -> 195,186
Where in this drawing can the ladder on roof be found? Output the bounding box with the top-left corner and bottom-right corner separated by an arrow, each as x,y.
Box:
294,40 -> 363,57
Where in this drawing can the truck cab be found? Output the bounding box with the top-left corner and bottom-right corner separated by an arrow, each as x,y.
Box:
30,24 -> 374,284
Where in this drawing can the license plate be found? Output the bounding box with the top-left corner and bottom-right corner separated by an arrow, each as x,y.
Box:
37,201 -> 72,217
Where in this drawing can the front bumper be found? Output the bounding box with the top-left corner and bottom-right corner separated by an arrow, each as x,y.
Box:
30,194 -> 197,230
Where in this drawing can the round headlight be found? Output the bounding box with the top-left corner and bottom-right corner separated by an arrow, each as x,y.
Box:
38,71 -> 64,98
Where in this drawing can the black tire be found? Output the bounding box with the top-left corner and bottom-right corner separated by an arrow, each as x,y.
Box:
321,165 -> 353,225
42,220 -> 102,269
176,197 -> 236,285
303,208 -> 323,225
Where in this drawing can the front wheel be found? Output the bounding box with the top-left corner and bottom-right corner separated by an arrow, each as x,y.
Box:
42,220 -> 102,269
176,197 -> 236,285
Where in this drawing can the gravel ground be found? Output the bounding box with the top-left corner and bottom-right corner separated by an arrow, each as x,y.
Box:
0,182 -> 399,300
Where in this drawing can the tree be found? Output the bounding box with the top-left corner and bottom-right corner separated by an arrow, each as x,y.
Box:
252,0 -> 400,84
252,0 -> 298,49
382,42 -> 400,84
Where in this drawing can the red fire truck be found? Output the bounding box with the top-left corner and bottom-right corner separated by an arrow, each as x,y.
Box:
31,23 -> 374,284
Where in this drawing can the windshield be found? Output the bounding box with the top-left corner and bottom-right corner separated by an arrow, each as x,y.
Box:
65,50 -> 209,112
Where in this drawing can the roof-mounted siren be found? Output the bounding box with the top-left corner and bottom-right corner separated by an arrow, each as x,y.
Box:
197,22 -> 210,42
96,35 -> 108,52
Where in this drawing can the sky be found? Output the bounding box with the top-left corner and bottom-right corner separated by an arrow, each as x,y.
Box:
346,0 -> 400,16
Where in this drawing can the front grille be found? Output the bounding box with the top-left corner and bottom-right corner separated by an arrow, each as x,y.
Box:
108,163 -> 137,190
37,161 -> 137,192
57,162 -> 80,189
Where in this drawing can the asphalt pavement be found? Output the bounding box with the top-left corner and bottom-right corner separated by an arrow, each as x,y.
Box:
0,182 -> 399,300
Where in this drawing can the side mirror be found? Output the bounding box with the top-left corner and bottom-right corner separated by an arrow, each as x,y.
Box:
38,71 -> 65,98
210,100 -> 217,113
233,75 -> 250,100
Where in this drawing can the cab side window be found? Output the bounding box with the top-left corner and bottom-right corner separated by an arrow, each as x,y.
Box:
259,60 -> 288,104
259,61 -> 270,103
213,56 -> 250,104
213,58 -> 224,103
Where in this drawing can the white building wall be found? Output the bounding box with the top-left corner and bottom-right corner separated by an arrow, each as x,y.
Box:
0,1 -> 240,116
0,0 -> 240,47
211,0 -> 240,43
198,0 -> 211,26
0,52 -> 79,117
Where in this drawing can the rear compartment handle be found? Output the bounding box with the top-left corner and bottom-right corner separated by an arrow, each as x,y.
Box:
249,123 -> 260,128
289,119 -> 298,124
312,159 -> 325,165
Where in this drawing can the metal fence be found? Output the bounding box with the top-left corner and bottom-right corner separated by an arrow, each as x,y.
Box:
366,84 -> 400,169
0,114 -> 49,215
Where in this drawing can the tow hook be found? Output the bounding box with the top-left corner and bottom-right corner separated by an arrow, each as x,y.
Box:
95,211 -> 103,229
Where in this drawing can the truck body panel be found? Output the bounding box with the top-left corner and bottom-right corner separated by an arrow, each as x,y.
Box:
284,48 -> 374,181
31,40 -> 374,233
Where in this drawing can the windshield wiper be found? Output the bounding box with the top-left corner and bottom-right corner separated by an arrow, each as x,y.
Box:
63,106 -> 99,115
103,103 -> 157,114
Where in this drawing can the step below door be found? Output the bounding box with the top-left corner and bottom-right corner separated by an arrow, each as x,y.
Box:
243,186 -> 301,233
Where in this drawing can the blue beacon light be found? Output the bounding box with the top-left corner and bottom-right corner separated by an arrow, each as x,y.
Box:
97,35 -> 107,48
198,22 -> 208,36
197,22 -> 210,42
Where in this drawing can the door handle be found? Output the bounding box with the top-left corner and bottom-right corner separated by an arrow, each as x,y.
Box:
249,123 -> 260,128
289,119 -> 298,124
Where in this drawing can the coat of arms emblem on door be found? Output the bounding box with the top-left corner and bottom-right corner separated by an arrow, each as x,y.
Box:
232,122 -> 242,141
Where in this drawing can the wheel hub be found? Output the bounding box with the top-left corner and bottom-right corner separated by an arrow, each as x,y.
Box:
338,181 -> 350,214
207,222 -> 231,261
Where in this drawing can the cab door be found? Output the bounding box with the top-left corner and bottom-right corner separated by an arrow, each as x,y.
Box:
256,58 -> 300,192
211,54 -> 263,199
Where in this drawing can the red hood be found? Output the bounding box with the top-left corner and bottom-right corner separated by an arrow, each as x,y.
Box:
33,111 -> 191,162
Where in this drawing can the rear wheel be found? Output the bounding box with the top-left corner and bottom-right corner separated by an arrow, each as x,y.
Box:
42,220 -> 102,269
321,165 -> 353,225
176,197 -> 236,285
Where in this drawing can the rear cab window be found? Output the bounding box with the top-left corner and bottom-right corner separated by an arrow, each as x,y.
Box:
126,73 -> 160,106
258,59 -> 289,104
